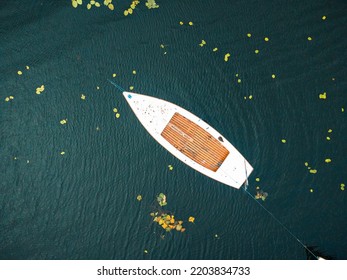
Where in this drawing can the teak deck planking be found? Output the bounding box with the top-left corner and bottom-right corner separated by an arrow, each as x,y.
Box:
161,113 -> 229,172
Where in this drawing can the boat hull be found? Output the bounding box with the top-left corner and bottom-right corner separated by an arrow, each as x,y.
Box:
123,91 -> 253,189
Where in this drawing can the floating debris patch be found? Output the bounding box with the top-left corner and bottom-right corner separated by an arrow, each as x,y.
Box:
199,40 -> 206,47
4,96 -> 14,102
145,0 -> 159,9
319,92 -> 327,99
255,190 -> 268,201
157,193 -> 167,206
36,85 -> 45,95
124,1 -> 139,16
152,213 -> 186,233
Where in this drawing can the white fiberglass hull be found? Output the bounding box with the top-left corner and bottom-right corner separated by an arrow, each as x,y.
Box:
123,91 -> 253,189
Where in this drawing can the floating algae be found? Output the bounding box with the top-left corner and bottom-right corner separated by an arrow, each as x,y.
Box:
325,158 -> 332,163
247,33 -> 252,38
137,195 -> 142,201
157,193 -> 167,206
188,21 -> 193,26
309,169 -> 317,174
179,21 -> 184,25
81,94 -> 86,100
307,36 -> 312,41
168,164 -> 173,171
254,49 -> 259,54
341,184 -> 345,191
60,119 -> 68,125
115,113 -> 120,118
188,216 -> 195,223
17,70 -> 23,75
272,74 -> 276,79
224,53 -> 231,62
213,48 -> 218,52
264,37 -> 269,41
322,16 -> 327,20
281,139 -> 286,143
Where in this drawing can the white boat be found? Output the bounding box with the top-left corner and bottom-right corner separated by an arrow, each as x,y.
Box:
122,91 -> 253,189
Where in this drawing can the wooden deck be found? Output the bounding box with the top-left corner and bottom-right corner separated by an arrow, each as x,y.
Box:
161,113 -> 230,172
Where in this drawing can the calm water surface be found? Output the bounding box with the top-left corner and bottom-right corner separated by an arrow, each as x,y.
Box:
0,0 -> 346,259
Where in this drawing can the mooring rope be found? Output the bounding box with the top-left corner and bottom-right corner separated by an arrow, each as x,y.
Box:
243,187 -> 319,260
107,79 -> 125,92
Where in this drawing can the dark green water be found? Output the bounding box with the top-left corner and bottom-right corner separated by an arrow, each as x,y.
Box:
0,0 -> 346,259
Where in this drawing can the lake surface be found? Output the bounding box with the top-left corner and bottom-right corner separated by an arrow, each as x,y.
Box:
0,0 -> 346,259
